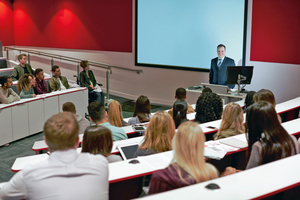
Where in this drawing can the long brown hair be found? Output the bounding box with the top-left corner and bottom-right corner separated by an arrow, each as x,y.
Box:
215,102 -> 245,140
81,126 -> 113,157
139,111 -> 175,152
253,89 -> 281,122
172,122 -> 218,183
17,74 -> 33,92
108,100 -> 126,127
253,89 -> 276,107
246,101 -> 296,164
133,95 -> 151,123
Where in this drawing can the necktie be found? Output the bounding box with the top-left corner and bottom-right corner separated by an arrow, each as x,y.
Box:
217,58 -> 222,68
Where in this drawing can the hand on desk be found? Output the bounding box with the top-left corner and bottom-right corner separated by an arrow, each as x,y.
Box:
221,167 -> 242,176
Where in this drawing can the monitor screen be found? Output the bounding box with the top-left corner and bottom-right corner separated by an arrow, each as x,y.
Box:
225,66 -> 254,85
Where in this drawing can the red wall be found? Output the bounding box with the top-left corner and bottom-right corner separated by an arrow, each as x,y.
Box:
251,0 -> 300,65
13,0 -> 132,52
0,0 -> 14,46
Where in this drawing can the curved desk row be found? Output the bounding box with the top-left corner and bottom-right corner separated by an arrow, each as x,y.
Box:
0,87 -> 88,146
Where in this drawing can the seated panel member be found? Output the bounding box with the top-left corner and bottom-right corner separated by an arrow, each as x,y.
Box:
11,54 -> 35,81
209,44 -> 235,89
88,101 -> 128,141
0,76 -> 20,104
33,68 -> 48,94
0,112 -> 109,200
17,74 -> 37,99
79,60 -> 103,103
48,65 -> 69,92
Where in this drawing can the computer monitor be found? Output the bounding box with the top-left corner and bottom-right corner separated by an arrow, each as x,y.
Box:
225,66 -> 254,85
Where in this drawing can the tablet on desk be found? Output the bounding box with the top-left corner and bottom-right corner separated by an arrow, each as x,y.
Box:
117,143 -> 139,160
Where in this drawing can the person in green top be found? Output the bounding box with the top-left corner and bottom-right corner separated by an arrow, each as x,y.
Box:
17,74 -> 36,99
79,60 -> 103,103
11,54 -> 35,81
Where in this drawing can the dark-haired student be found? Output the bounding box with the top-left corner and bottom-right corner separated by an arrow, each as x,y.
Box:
173,100 -> 189,129
17,74 -> 36,99
224,101 -> 300,175
0,76 -> 20,104
128,95 -> 152,125
195,92 -> 223,123
253,89 -> 281,122
88,101 -> 127,141
82,126 -> 123,163
49,65 -> 69,92
33,68 -> 48,94
246,101 -> 299,169
168,87 -> 195,117
134,111 -> 175,157
63,102 -> 90,135
148,122 -> 218,194
243,90 -> 256,112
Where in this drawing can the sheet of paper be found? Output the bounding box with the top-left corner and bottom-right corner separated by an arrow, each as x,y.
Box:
138,152 -> 172,169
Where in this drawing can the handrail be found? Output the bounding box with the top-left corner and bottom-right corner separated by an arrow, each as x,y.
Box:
4,46 -> 143,100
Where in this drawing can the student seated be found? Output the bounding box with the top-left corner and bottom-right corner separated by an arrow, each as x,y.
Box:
0,76 -> 20,104
173,100 -> 189,129
82,126 -> 123,163
253,89 -> 281,122
49,65 -> 69,92
128,95 -> 152,125
88,101 -> 128,141
214,102 -> 245,140
17,74 -> 37,99
195,92 -> 223,123
168,87 -> 195,117
108,100 -> 129,127
33,68 -> 48,94
0,112 -> 109,200
224,101 -> 300,175
246,101 -> 299,169
148,121 -> 218,194
79,60 -> 103,103
11,53 -> 34,81
243,90 -> 256,112
62,102 -> 90,135
134,111 -> 175,157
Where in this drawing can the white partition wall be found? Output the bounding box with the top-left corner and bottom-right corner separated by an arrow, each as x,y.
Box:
43,96 -> 59,122
11,103 -> 29,141
28,99 -> 44,135
58,89 -> 88,117
0,107 -> 13,146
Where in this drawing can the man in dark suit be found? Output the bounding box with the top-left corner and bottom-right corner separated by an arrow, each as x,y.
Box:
209,44 -> 235,89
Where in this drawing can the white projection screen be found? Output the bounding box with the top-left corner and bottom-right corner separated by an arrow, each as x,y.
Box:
135,0 -> 248,72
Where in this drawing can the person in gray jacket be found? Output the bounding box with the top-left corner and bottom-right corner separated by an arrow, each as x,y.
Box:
62,102 -> 90,135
